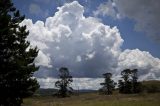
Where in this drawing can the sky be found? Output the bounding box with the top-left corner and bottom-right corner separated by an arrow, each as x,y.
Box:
13,0 -> 160,89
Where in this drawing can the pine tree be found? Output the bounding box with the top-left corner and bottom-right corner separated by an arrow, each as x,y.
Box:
99,73 -> 116,95
131,69 -> 142,93
118,69 -> 142,94
118,69 -> 132,94
0,0 -> 39,105
55,67 -> 73,97
118,79 -> 124,93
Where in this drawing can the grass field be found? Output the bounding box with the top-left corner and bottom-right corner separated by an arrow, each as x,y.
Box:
23,92 -> 160,106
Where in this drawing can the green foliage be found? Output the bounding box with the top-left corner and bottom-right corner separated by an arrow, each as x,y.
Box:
118,69 -> 132,94
55,67 -> 73,97
131,69 -> 142,93
118,69 -> 142,94
99,73 -> 116,95
0,0 -> 39,105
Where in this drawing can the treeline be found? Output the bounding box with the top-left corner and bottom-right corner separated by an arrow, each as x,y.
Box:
99,69 -> 142,95
54,67 -> 143,97
54,67 -> 160,97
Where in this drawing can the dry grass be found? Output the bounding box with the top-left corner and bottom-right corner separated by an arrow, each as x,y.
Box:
23,92 -> 160,106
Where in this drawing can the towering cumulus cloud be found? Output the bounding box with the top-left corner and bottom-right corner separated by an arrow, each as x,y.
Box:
21,1 -> 160,88
22,1 -> 123,78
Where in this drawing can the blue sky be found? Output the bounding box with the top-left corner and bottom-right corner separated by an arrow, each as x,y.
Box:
12,0 -> 160,88
12,0 -> 160,81
13,0 -> 160,58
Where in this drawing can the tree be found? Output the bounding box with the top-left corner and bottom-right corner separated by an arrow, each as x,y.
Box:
55,67 -> 73,97
0,0 -> 39,105
99,73 -> 116,95
118,69 -> 142,94
120,69 -> 132,94
118,80 -> 124,93
131,69 -> 142,93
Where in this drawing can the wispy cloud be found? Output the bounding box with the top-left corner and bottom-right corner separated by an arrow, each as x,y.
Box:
93,0 -> 120,19
29,3 -> 42,15
94,0 -> 160,41
29,3 -> 49,18
34,0 -> 51,4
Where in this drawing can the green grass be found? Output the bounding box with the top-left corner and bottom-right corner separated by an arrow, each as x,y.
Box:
23,92 -> 160,106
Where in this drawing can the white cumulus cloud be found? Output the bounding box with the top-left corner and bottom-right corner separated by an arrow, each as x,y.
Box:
22,1 -> 123,78
21,1 -> 160,89
118,49 -> 160,80
34,51 -> 52,68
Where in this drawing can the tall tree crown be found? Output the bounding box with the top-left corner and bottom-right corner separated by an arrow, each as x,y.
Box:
118,69 -> 142,94
0,0 -> 39,105
99,72 -> 116,95
55,67 -> 73,97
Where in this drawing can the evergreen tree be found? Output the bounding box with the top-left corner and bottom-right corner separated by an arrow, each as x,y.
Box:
0,0 -> 39,105
131,69 -> 142,93
118,80 -> 124,93
99,73 -> 116,95
118,69 -> 142,94
55,67 -> 73,97
118,69 -> 132,94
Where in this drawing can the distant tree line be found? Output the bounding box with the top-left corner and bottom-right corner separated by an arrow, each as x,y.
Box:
54,67 -> 143,97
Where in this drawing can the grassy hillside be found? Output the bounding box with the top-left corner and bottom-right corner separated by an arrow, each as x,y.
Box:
142,80 -> 160,93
